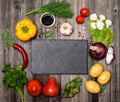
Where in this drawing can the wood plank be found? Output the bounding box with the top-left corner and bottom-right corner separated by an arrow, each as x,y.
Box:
0,0 -> 119,102
110,0 -> 120,102
0,0 -> 9,101
21,0 -> 37,102
0,0 -> 17,102
94,0 -> 108,102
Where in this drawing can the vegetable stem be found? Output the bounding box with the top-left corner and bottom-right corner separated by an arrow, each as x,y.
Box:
20,25 -> 29,33
16,86 -> 24,102
24,9 -> 43,16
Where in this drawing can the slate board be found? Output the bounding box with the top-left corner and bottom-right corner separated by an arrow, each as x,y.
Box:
31,39 -> 88,74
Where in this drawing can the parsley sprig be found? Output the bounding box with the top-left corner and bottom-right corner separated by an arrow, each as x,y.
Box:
2,64 -> 27,102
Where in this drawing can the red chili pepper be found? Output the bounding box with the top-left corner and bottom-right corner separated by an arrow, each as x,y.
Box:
13,43 -> 28,70
1,27 -> 29,70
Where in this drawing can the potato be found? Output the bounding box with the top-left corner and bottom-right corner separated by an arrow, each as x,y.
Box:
85,80 -> 100,94
89,63 -> 103,78
97,71 -> 111,85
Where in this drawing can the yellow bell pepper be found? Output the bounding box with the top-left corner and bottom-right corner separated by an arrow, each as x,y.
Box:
16,19 -> 37,41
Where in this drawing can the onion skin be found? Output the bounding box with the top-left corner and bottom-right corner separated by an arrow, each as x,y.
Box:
89,43 -> 107,60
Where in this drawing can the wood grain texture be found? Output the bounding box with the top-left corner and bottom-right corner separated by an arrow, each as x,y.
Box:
0,0 -> 119,102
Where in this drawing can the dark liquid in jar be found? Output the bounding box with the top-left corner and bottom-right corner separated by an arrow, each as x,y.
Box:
41,14 -> 54,26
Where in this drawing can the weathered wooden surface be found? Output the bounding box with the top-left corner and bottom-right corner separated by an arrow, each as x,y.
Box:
0,0 -> 119,102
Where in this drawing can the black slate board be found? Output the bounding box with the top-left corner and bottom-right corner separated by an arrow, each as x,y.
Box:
31,39 -> 88,74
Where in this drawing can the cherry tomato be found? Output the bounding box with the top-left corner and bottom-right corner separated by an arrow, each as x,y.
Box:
43,77 -> 59,96
80,8 -> 89,17
76,15 -> 84,24
26,79 -> 42,96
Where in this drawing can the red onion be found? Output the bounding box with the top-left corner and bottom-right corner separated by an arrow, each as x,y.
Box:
89,42 -> 107,60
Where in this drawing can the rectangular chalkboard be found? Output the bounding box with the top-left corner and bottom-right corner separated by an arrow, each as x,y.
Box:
31,39 -> 88,74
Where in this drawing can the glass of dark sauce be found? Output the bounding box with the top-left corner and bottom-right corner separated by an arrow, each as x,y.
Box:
40,13 -> 56,28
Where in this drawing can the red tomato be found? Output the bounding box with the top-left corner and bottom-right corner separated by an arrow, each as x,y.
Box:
26,79 -> 42,96
80,8 -> 89,17
76,15 -> 84,24
43,77 -> 59,96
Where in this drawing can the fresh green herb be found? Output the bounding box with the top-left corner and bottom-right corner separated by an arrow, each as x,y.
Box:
24,1 -> 73,18
62,77 -> 82,98
1,27 -> 15,49
2,64 -> 27,102
41,30 -> 56,38
99,84 -> 108,96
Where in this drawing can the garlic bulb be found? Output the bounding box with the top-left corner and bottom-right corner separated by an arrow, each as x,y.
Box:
60,22 -> 73,36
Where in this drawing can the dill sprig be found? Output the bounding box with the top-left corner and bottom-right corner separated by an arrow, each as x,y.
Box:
24,1 -> 73,18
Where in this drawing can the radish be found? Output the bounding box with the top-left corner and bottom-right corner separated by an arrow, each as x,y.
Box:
105,46 -> 115,64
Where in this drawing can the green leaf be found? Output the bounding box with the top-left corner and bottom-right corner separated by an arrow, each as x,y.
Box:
99,84 -> 107,96
15,64 -> 23,70
2,63 -> 11,72
2,64 -> 27,89
41,31 -> 51,35
101,28 -> 114,48
1,27 -> 9,41
63,77 -> 82,98
1,27 -> 15,49
46,33 -> 56,38
88,20 -> 114,48
41,30 -> 56,38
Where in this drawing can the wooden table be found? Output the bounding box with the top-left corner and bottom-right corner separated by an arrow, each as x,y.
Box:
0,0 -> 119,102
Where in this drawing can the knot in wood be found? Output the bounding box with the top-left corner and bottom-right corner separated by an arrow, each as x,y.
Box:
113,7 -> 118,15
